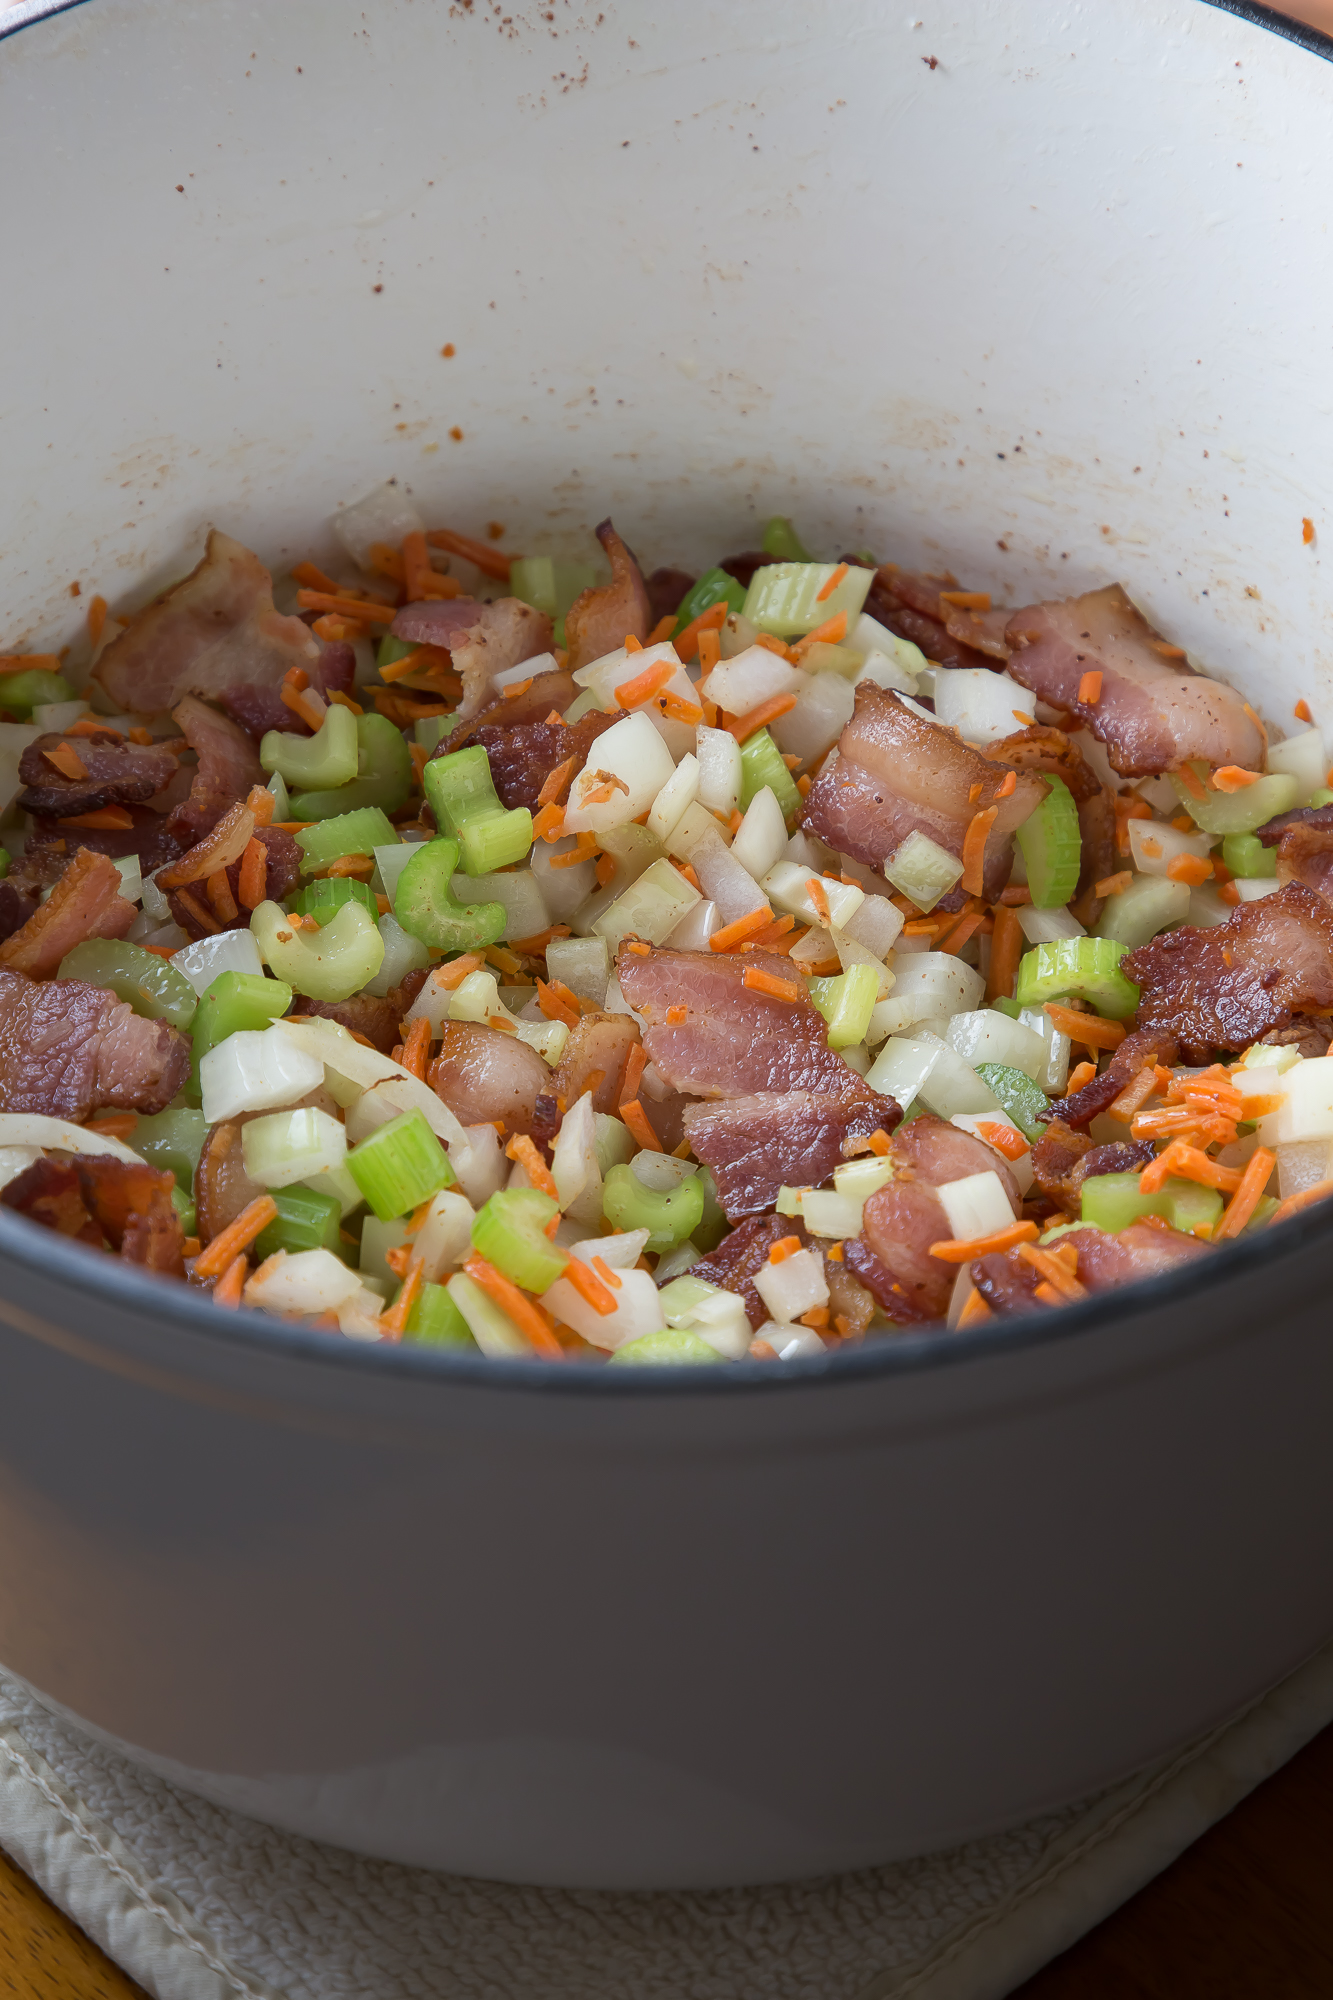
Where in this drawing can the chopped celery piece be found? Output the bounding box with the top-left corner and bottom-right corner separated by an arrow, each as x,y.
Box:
414,714 -> 451,754
469,1186 -> 566,1291
601,1162 -> 704,1252
1015,775 -> 1081,908
290,712 -> 412,820
294,877 -> 379,925
1244,1194 -> 1280,1233
760,516 -> 814,562
0,670 -> 74,714
608,1328 -> 726,1366
1013,937 -> 1140,1021
1307,788 -> 1333,809
508,556 -> 597,621
1170,765 -> 1299,835
58,938 -> 197,1030
296,806 -> 399,874
393,836 -> 506,952
169,1183 -> 196,1237
741,561 -> 873,638
347,1107 -> 455,1220
991,997 -> 1023,1021
403,1281 -> 478,1349
807,963 -> 880,1048
973,1063 -> 1051,1142
1080,1171 -> 1222,1237
253,1184 -> 343,1260
692,1165 -> 728,1251
376,635 -> 417,668
423,744 -> 533,877
242,1105 -> 347,1189
657,1274 -> 721,1326
260,703 -> 359,790
251,899 -> 385,1003
190,971 -> 292,1089
1093,874 -> 1189,949
1221,832 -> 1278,879
673,567 -> 747,634
739,727 -> 801,817
132,1108 -> 208,1185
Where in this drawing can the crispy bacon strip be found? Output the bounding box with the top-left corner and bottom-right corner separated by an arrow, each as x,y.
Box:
0,849 -> 136,979
563,519 -> 652,672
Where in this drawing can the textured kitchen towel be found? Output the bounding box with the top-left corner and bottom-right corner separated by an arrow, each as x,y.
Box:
0,1645 -> 1330,2000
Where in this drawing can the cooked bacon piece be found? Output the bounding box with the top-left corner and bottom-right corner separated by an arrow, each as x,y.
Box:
77,1156 -> 184,1272
462,708 -> 624,812
865,569 -> 995,671
0,883 -> 37,944
429,1021 -> 552,1136
0,849 -> 136,979
441,670 -> 580,751
550,1012 -> 639,1115
563,519 -> 652,672
1045,1025 -> 1180,1131
219,642 -> 356,742
195,1119 -> 266,1243
1259,1017 -> 1333,1059
1272,820 -> 1333,908
617,944 -> 883,1100
1003,584 -> 1265,778
986,725 -> 1116,905
391,596 -> 554,724
92,529 -> 318,713
894,1113 -> 1024,1207
1030,1118 -> 1155,1212
1256,802 -> 1333,848
717,552 -> 771,590
0,967 -> 189,1117
23,808 -> 186,880
646,567 -> 696,623
2,1157 -> 102,1243
1069,1220 -> 1208,1291
16,733 -> 180,819
640,1087 -> 698,1154
971,1246 -> 1043,1316
683,1088 -> 897,1219
825,1259 -> 878,1340
289,969 -> 430,1056
164,696 -> 264,845
684,1213 -> 812,1329
941,602 -> 1012,662
167,825 -> 301,939
1123,882 -> 1333,1060
800,683 -> 1044,898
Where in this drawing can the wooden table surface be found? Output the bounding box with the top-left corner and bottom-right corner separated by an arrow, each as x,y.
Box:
0,1720 -> 1328,1997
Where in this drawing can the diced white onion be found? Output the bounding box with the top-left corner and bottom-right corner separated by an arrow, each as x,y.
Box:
1235,878 -> 1282,902
373,842 -> 414,901
1276,1137 -> 1333,1200
550,1092 -> 602,1224
1267,725 -> 1327,801
244,1248 -> 361,1316
702,647 -> 804,716
762,859 -> 864,929
871,953 -> 983,1041
0,1113 -> 140,1164
841,893 -> 905,960
199,1028 -> 325,1124
241,1107 -> 347,1189
1016,903 -> 1086,944
592,857 -> 700,950
799,1188 -> 866,1239
298,1162 -> 365,1217
412,1189 -> 476,1281
545,935 -> 610,1006
752,1246 -> 829,1323
760,1324 -> 827,1361
563,713 -> 676,835
362,913 -> 432,998
1275,1057 -> 1333,1144
665,897 -> 719,950
951,1110 -> 1034,1195
769,671 -> 855,766
931,668 -> 1034,745
493,654 -> 558,691
692,828 -> 769,924
32,699 -> 89,732
172,927 -> 266,998
664,800 -> 729,863
1128,818 -> 1213,879
647,753 -> 701,844
730,786 -> 789,881
541,1257 -> 665,1352
630,1150 -> 696,1192
883,829 -> 964,911
696,725 -> 743,816
945,1008 -> 1049,1081
1016,1005 -> 1071,1094
530,834 -> 599,919
934,1169 -> 1014,1241
450,865 -> 549,941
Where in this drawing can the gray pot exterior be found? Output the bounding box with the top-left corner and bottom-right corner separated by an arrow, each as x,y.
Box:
0,1206 -> 1329,1888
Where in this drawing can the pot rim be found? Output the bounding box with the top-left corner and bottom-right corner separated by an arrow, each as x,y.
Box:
1,0 -> 1331,1395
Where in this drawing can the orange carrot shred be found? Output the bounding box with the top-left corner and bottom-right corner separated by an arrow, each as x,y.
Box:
1043,1003 -> 1127,1049
709,904 -> 775,952
647,614 -> 678,644
206,869 -> 239,923
1271,1178 -> 1333,1225
379,1255 -> 425,1341
211,1255 -> 248,1309
615,657 -> 678,708
619,1041 -> 648,1109
1295,698 -> 1314,724
956,1285 -> 993,1328
591,1255 -> 623,1292
536,978 -> 580,1029
674,600 -> 729,663
564,1255 -> 620,1316
506,1133 -> 559,1199
795,609 -> 848,650
401,1016 -> 431,1083
296,589 -> 397,625
1077,670 -> 1103,705
960,806 -> 998,896
929,1219 -> 1038,1263
815,561 -> 848,602
424,526 -> 514,581
195,1196 -> 279,1278
1065,1060 -> 1098,1093
58,806 -> 135,830
1095,871 -> 1133,898
1211,765 -> 1261,793
237,838 -> 268,910
1213,1147 -> 1276,1240
619,1099 -> 662,1151
536,756 -> 577,808
42,743 -> 88,782
768,1236 -> 802,1264
462,1253 -> 564,1356
724,692 -> 798,742
742,966 -> 802,1002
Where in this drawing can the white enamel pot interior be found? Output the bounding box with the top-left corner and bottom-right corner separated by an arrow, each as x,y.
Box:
1,0 -> 1332,1890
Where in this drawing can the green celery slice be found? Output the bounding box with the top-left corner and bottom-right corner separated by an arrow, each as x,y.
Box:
260,703 -> 359,790
132,1108 -> 209,1185
1080,1171 -> 1222,1237
0,670 -> 74,714
1170,766 -> 1298,835
974,1063 -> 1051,1142
403,1281 -> 478,1348
393,836 -> 506,952
741,561 -> 873,637
347,1108 -> 455,1221
253,1184 -> 344,1260
601,1164 -> 704,1252
508,556 -> 597,621
294,877 -> 379,925
760,517 -> 814,561
1015,775 -> 1081,908
58,938 -> 197,1030
738,727 -> 801,816
251,899 -> 386,1003
190,971 -> 292,1088
290,713 -> 412,820
296,807 -> 400,874
807,964 -> 880,1049
1221,832 -> 1278,879
469,1187 -> 566,1291
1013,937 -> 1140,1021
607,1328 -> 726,1367
672,568 -> 747,634
1093,875 -> 1189,949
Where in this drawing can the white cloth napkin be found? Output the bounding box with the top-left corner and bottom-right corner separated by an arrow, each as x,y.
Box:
0,1643 -> 1329,2000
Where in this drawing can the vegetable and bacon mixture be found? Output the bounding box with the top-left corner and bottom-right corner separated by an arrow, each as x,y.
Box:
0,492 -> 1330,1362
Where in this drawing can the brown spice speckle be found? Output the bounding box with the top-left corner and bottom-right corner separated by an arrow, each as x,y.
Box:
450,426 -> 464,441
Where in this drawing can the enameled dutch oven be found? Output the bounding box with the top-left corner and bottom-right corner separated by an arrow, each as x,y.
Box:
0,0 -> 1330,1889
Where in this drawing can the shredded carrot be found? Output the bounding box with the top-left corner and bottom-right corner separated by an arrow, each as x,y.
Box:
696,628 -> 722,675
796,609 -> 848,650
174,888 -> 221,935
1166,852 -> 1212,886
929,1219 -> 1039,1263
619,1041 -> 648,1109
460,1253 -> 563,1357
937,908 -> 986,958
401,529 -> 454,603
768,1235 -> 802,1264
211,1255 -> 248,1308
724,692 -> 798,742
245,784 -> 275,827
583,776 -> 630,807
956,1285 -> 993,1327
752,633 -> 798,662
87,595 -> 108,648
507,925 -> 572,956
1108,1065 -> 1158,1121
939,590 -> 991,611
591,1255 -> 623,1293
325,852 -> 374,879
1218,880 -> 1242,905
1065,1060 -> 1098,1093
960,806 -> 998,896
206,870 -> 239,923
709,904 -> 775,952
991,769 -> 1016,801
1302,517 -> 1316,546
42,743 -> 88,782
1139,1141 -> 1242,1196
506,1133 -> 559,1199
647,613 -> 678,645
501,678 -> 534,702
968,782 -> 982,805
742,966 -> 802,1002
563,1254 -> 620,1316
536,978 -> 580,1029
430,952 -> 485,991
296,589 -> 397,624
1077,670 -> 1103,705
378,644 -> 453,685
424,526 -> 514,581
58,806 -> 135,830
666,1005 -> 688,1025
1213,1147 -> 1276,1240
0,654 -> 62,674
1043,1003 -> 1127,1049
1113,794 -> 1153,855
1271,1178 -> 1333,1225
396,1015 -> 429,1083
1017,1241 -> 1087,1300
127,728 -> 153,747
974,1120 -> 1029,1163
532,802 -> 567,844
619,1099 -> 661,1151
674,600 -> 729,663
280,680 -> 328,731
1095,871 -> 1133,899
65,716 -> 123,740
1295,698 -> 1314,725
536,756 -> 577,809
658,690 -> 704,726
985,902 -> 1025,1002
595,852 -> 617,887
1211,765 -> 1261,793
139,944 -> 179,960
815,561 -> 849,602
236,838 -> 268,910
1174,763 -> 1207,799
195,1195 -> 279,1279
378,1255 -> 425,1341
